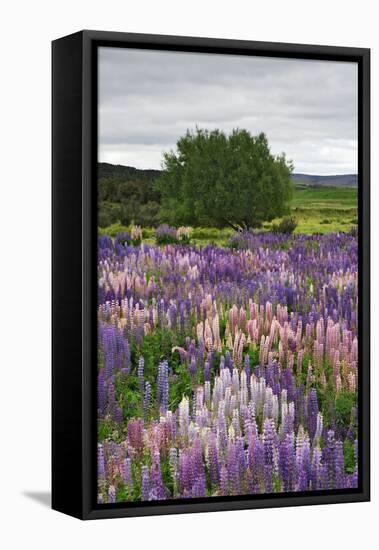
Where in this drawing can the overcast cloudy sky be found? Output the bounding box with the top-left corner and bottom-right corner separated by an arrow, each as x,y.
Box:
99,47 -> 358,175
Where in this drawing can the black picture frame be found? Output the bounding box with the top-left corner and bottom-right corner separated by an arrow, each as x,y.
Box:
52,30 -> 370,520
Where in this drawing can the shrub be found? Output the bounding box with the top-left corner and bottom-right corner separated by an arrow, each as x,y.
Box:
176,226 -> 193,244
272,216 -> 298,234
98,222 -> 125,238
225,231 -> 251,250
131,225 -> 143,245
155,224 -> 178,245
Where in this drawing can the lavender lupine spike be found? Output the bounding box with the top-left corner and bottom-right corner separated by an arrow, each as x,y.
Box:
157,360 -> 169,414
108,485 -> 116,504
220,465 -> 229,496
263,418 -> 275,467
307,388 -> 319,440
97,443 -> 105,478
204,360 -> 211,381
150,449 -> 166,500
143,381 -> 151,417
138,356 -> 144,391
207,433 -> 220,485
334,440 -> 345,489
97,369 -> 106,415
120,457 -> 132,486
324,430 -> 336,489
141,466 -> 150,501
189,355 -> 197,378
227,441 -> 239,495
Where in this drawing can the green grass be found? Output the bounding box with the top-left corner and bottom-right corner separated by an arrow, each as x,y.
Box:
99,186 -> 358,240
288,185 -> 357,234
291,186 -> 357,209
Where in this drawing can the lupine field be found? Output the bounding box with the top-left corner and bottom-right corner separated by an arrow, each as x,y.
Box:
97,228 -> 358,504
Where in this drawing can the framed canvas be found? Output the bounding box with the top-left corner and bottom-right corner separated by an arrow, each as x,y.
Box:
52,30 -> 370,520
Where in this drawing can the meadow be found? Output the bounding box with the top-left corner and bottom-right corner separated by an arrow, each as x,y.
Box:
97,222 -> 358,503
289,186 -> 357,234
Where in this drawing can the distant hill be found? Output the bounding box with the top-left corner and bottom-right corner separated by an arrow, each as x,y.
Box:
98,162 -> 161,182
99,163 -> 357,188
291,173 -> 357,188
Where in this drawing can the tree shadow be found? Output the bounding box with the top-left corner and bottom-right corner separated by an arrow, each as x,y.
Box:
22,491 -> 51,508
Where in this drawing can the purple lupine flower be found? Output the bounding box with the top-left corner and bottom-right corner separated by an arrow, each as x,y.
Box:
220,465 -> 229,496
108,485 -> 116,504
225,351 -> 232,373
97,443 -> 105,478
307,388 -> 319,440
334,440 -> 345,489
323,430 -> 336,489
204,360 -> 211,382
107,381 -> 116,418
227,441 -> 238,495
120,457 -> 132,486
150,449 -> 166,500
235,436 -> 246,488
137,356 -> 144,392
97,369 -> 106,415
244,354 -> 251,383
169,447 -> 178,492
279,433 -> 295,492
141,466 -> 150,501
128,418 -> 144,453
113,406 -> 123,423
143,381 -> 151,417
263,418 -> 275,467
157,360 -> 169,414
189,355 -> 197,378
208,433 -> 220,485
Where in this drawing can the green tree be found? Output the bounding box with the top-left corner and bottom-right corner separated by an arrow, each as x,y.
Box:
156,128 -> 293,230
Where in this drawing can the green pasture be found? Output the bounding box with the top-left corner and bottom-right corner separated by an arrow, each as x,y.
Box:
289,186 -> 357,234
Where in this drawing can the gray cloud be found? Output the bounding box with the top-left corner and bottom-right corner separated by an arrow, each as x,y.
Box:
99,47 -> 358,174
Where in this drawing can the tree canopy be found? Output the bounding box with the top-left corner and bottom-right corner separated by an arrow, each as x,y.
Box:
156,128 -> 293,230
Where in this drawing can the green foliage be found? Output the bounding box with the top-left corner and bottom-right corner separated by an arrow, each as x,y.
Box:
98,420 -> 115,442
289,186 -> 358,234
272,216 -> 298,234
115,372 -> 142,422
97,163 -> 357,236
169,363 -> 192,411
272,474 -> 282,493
177,234 -> 191,245
335,391 -> 357,428
247,344 -> 260,367
98,163 -> 161,228
343,440 -> 356,474
160,457 -> 175,496
225,236 -> 248,250
98,222 -> 126,237
98,202 -> 123,228
155,234 -> 179,246
140,329 -> 184,377
156,128 -> 293,230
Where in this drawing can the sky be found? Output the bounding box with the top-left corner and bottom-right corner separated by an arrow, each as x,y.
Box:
99,47 -> 358,175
